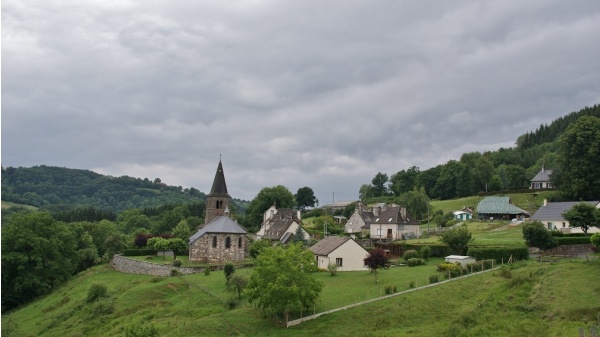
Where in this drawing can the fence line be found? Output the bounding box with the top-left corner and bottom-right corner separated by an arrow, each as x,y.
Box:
286,266 -> 501,327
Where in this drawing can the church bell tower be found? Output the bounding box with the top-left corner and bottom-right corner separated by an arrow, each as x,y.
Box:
205,159 -> 232,224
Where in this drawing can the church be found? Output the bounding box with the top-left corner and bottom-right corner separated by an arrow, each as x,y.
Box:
188,160 -> 249,263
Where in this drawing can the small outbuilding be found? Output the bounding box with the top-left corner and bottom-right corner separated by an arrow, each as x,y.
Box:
445,255 -> 476,268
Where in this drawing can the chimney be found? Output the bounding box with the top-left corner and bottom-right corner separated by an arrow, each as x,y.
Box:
543,199 -> 548,206
373,206 -> 381,216
297,210 -> 301,220
400,206 -> 407,220
542,165 -> 545,173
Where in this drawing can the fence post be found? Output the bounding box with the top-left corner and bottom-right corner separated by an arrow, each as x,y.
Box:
492,260 -> 494,268
501,257 -> 504,265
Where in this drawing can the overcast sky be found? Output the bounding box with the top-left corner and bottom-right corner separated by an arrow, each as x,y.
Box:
2,1 -> 600,204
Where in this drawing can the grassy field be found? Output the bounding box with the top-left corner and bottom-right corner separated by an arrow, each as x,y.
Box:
409,221 -> 526,247
3,258 -> 599,337
429,190 -> 556,214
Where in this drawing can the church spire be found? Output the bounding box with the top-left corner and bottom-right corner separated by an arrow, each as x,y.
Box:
209,159 -> 230,197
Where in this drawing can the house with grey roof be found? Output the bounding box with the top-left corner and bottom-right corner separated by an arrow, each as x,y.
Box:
188,160 -> 249,263
255,204 -> 310,244
344,202 -> 375,238
370,205 -> 420,240
530,200 -> 600,233
530,166 -> 553,189
476,196 -> 529,220
309,236 -> 369,271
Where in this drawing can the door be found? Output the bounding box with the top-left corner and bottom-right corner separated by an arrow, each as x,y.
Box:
387,228 -> 393,239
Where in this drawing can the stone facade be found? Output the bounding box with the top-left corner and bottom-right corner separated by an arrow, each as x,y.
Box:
189,232 -> 248,263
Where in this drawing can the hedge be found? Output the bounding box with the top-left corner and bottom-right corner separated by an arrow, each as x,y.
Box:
402,243 -> 451,257
123,249 -> 158,256
550,231 -> 590,238
555,237 -> 593,245
466,246 -> 529,263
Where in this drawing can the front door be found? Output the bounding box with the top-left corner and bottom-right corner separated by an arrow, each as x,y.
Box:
387,228 -> 393,239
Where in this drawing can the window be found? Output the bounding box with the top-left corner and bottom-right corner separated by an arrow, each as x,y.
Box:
238,237 -> 242,248
336,258 -> 343,266
562,222 -> 566,228
212,236 -> 217,248
225,237 -> 231,249
547,222 -> 553,230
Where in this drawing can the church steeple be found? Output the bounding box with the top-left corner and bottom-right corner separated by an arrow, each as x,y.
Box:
209,160 -> 230,197
205,159 -> 232,224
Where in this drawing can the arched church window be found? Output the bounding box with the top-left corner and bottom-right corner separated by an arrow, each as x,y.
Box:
212,236 -> 217,248
225,237 -> 231,249
238,237 -> 242,248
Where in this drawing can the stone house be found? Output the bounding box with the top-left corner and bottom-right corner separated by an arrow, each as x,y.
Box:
188,160 -> 249,263
344,202 -> 375,238
530,166 -> 553,189
255,204 -> 310,243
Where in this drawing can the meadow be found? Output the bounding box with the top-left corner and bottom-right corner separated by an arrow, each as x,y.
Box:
3,258 -> 599,337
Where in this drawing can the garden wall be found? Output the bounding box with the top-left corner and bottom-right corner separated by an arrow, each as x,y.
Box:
110,255 -> 203,276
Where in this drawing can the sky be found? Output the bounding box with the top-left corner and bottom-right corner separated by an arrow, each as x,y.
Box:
2,1 -> 600,204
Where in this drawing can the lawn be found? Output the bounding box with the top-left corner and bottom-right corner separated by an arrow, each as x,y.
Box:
429,190 -> 556,215
409,221 -> 526,247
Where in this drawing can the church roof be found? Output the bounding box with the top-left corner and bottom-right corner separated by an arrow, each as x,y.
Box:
209,160 -> 230,197
189,216 -> 246,244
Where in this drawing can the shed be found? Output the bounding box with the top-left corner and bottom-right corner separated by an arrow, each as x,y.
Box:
445,255 -> 476,268
476,196 -> 528,220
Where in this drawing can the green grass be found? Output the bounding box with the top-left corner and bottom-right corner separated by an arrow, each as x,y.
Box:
4,260 -> 600,337
429,191 -> 556,215
125,255 -> 254,268
409,221 -> 527,247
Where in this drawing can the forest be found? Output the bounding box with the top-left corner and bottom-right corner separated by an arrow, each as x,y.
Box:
360,104 -> 600,201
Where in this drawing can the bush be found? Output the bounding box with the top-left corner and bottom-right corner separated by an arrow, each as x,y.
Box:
406,258 -> 426,267
170,268 -> 181,276
384,285 -> 398,295
327,263 -> 338,276
402,250 -> 420,261
428,274 -> 439,284
498,266 -> 512,279
466,246 -> 529,263
172,259 -> 182,267
224,262 -> 235,281
522,221 -> 558,249
437,262 -> 463,277
124,323 -> 160,337
204,267 -> 211,276
466,259 -> 495,272
86,283 -> 108,303
591,233 -> 600,249
90,298 -> 114,317
409,280 -> 416,288
419,246 -> 431,260
555,237 -> 594,245
401,243 -> 451,257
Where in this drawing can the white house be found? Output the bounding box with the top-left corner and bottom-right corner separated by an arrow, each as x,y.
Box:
445,255 -> 476,268
453,211 -> 472,221
370,205 -> 420,240
530,200 -> 600,233
255,205 -> 310,243
530,166 -> 553,189
309,236 -> 369,271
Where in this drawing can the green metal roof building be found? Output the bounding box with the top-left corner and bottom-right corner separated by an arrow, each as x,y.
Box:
476,196 -> 528,220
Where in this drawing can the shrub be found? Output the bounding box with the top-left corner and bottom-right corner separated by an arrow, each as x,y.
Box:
224,262 -> 235,281
172,259 -> 182,267
555,237 -> 594,245
498,266 -> 512,279
522,221 -> 558,249
86,283 -> 108,303
419,246 -> 431,260
466,246 -> 529,263
90,298 -> 114,317
204,267 -> 211,276
406,258 -> 426,267
327,263 -> 338,276
591,233 -> 600,249
402,250 -> 419,261
437,262 -> 462,277
466,259 -> 495,272
428,274 -> 439,284
409,280 -> 416,288
124,323 -> 160,337
384,285 -> 398,295
224,296 -> 238,309
170,268 -> 181,276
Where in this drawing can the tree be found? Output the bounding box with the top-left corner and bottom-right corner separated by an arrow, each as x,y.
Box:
438,226 -> 473,255
172,220 -> 192,241
147,237 -> 169,259
403,187 -> 430,220
246,243 -> 323,318
555,115 -> 600,200
249,238 -> 273,259
390,166 -> 420,196
226,274 -> 248,299
475,156 -> 494,192
244,185 -> 296,232
563,202 -> 600,235
522,221 -> 558,249
295,187 -> 318,211
363,248 -> 390,283
291,225 -> 308,246
1,212 -> 79,312
358,184 -> 374,200
166,238 -> 187,260
371,172 -> 389,197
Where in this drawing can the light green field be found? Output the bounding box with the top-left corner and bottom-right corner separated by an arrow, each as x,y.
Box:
3,259 -> 599,337
429,190 -> 555,214
1,201 -> 37,210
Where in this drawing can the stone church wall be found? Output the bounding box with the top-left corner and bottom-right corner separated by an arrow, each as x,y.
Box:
189,233 -> 248,263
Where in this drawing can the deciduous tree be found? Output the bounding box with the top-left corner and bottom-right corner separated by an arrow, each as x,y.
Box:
363,248 -> 390,283
246,243 -> 323,318
244,185 -> 296,232
438,226 -> 473,255
295,187 -> 318,210
563,202 -> 600,235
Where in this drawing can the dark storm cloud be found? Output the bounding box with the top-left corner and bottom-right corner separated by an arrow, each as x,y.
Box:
3,0 -> 600,203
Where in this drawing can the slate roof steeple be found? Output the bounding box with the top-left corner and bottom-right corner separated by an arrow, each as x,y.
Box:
209,160 -> 230,197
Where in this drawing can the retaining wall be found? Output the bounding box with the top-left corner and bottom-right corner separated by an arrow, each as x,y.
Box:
110,255 -> 204,276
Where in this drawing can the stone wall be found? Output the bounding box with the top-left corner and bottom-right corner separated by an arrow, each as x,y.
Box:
111,255 -> 203,276
542,244 -> 594,255
189,233 -> 248,263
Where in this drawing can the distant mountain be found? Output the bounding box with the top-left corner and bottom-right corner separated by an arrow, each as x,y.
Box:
1,165 -> 208,213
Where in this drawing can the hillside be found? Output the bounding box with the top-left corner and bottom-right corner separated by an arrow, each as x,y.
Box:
1,165 -> 208,213
3,259 -> 599,337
